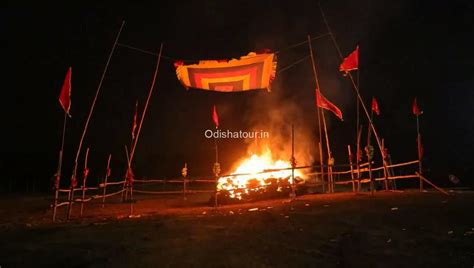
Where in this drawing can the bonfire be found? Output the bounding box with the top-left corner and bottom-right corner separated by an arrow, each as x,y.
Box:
217,149 -> 304,200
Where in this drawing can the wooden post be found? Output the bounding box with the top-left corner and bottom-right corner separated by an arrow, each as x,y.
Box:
53,112 -> 68,222
417,114 -> 423,191
318,141 -> 325,192
321,110 -> 334,193
213,139 -> 220,207
356,126 -> 362,192
382,139 -> 389,190
182,163 -> 188,201
307,34 -> 325,193
367,111 -> 374,195
348,145 -> 355,192
80,147 -> 90,217
290,124 -> 296,199
102,154 -> 112,208
122,146 -> 130,202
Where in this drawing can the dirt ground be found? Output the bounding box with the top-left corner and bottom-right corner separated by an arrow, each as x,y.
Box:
0,190 -> 473,267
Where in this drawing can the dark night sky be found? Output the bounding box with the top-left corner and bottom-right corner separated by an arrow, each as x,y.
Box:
3,1 -> 473,187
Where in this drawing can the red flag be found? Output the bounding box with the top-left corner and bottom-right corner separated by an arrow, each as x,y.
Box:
132,101 -> 138,140
339,46 -> 359,73
371,97 -> 380,116
316,89 -> 343,121
173,60 -> 184,68
412,97 -> 422,116
59,67 -> 72,117
212,105 -> 219,128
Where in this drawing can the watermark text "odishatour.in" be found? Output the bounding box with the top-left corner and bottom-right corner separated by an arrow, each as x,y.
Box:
204,129 -> 269,139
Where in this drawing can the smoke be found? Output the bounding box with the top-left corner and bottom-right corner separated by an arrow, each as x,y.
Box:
242,79 -> 317,168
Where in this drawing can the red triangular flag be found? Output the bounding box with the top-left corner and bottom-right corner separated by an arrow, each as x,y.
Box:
132,101 -> 138,140
173,60 -> 184,68
212,105 -> 219,128
316,89 -> 343,121
339,46 -> 359,73
371,97 -> 380,116
412,97 -> 422,116
59,67 -> 72,117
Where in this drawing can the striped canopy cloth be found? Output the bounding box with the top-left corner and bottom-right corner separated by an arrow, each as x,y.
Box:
176,52 -> 277,92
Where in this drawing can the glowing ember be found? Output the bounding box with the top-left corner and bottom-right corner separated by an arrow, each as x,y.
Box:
217,150 -> 304,200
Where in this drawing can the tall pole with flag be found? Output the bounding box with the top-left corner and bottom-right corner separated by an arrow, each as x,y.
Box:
307,35 -> 326,193
366,97 -> 380,194
53,66 -> 72,221
413,97 -> 423,191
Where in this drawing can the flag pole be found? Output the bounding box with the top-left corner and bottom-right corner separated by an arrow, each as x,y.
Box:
416,113 -> 423,191
70,21 -> 125,206
307,34 -> 326,193
53,111 -> 68,221
356,68 -> 360,189
319,5 -> 388,178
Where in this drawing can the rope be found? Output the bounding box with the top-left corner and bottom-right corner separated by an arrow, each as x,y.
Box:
116,32 -> 330,63
277,55 -> 310,74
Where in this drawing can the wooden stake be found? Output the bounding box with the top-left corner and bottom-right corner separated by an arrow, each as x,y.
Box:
182,163 -> 188,201
382,139 -> 389,190
356,125 -> 362,192
348,145 -> 355,192
291,124 -> 296,199
367,111 -> 374,195
307,34 -> 326,193
417,115 -> 423,191
80,147 -> 90,217
53,112 -> 67,222
321,109 -> 334,193
102,154 -> 112,208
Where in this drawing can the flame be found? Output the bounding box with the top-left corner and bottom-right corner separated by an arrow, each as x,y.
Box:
217,149 -> 303,200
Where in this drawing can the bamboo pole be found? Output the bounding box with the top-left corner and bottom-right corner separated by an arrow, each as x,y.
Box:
321,110 -> 334,193
348,145 -> 355,192
102,154 -> 112,208
382,139 -> 389,190
417,114 -> 423,191
128,43 -> 164,165
70,21 -> 125,208
214,140 -> 221,207
367,110 -> 374,195
416,172 -> 448,195
182,163 -> 188,201
53,112 -> 67,222
356,126 -> 362,192
307,34 -> 326,193
290,124 -> 296,199
80,147 -> 90,217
